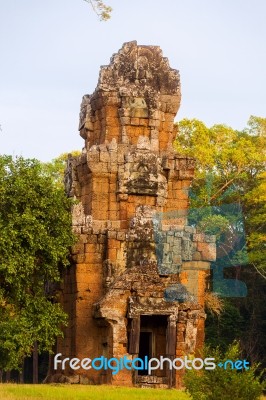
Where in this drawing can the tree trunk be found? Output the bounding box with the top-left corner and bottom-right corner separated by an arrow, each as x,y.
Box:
33,341 -> 38,384
6,370 -> 11,382
19,360 -> 24,383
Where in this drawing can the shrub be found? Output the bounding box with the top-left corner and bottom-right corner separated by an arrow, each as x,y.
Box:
184,342 -> 265,400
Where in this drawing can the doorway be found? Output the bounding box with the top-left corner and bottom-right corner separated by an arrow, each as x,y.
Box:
138,331 -> 152,375
138,315 -> 167,377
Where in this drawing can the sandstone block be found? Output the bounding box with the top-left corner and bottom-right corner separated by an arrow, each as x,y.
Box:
197,242 -> 216,261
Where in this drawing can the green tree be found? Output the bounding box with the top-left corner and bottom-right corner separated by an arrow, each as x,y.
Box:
0,155 -> 75,371
174,117 -> 266,275
184,342 -> 264,400
42,151 -> 80,188
246,115 -> 266,137
174,117 -> 266,364
205,301 -> 245,351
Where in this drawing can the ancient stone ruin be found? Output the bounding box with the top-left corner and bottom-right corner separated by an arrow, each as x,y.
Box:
55,41 -> 216,388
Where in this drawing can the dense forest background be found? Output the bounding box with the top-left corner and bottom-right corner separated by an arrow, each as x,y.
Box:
174,116 -> 266,368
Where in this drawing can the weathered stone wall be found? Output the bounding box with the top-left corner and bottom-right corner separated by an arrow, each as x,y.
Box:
54,41 -> 215,388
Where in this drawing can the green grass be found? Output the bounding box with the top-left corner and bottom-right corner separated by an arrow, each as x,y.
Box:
0,384 -> 191,400
1,384 -> 265,400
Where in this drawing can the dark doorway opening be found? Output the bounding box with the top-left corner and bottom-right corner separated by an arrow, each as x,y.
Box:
138,331 -> 152,375
138,315 -> 167,377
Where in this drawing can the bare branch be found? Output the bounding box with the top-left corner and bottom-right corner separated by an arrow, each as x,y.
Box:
83,0 -> 112,21
251,262 -> 266,280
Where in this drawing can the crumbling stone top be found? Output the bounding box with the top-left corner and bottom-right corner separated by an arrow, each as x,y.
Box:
97,41 -> 180,95
79,41 -> 181,151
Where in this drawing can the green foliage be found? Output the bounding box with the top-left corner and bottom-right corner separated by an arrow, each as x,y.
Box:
197,214 -> 229,237
174,117 -> 266,365
184,342 -> 265,400
205,301 -> 245,351
246,115 -> 266,137
41,150 -> 80,188
0,155 -> 75,370
245,171 -> 266,272
174,117 -> 266,275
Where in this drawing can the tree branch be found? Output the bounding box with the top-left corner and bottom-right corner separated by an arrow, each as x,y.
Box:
83,0 -> 112,21
251,263 -> 266,280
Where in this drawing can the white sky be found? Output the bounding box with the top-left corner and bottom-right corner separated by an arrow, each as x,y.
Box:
0,0 -> 265,161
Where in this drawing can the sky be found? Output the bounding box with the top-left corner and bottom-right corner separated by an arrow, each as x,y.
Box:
0,0 -> 265,161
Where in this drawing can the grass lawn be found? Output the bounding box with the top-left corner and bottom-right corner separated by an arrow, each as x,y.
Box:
1,384 -> 265,400
0,384 -> 191,400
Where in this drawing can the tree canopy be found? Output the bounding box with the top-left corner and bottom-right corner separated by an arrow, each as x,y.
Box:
0,155 -> 75,370
174,116 -> 266,363
174,116 -> 266,276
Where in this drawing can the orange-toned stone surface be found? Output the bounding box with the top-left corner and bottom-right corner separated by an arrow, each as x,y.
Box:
53,41 -> 215,388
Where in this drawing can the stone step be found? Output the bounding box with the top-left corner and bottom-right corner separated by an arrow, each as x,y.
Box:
136,383 -> 169,389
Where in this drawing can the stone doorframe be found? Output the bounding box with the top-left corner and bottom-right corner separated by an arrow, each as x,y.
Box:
127,296 -> 179,388
127,295 -> 206,388
94,292 -> 204,387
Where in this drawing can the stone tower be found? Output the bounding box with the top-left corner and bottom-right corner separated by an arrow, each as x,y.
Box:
56,41 -> 215,388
